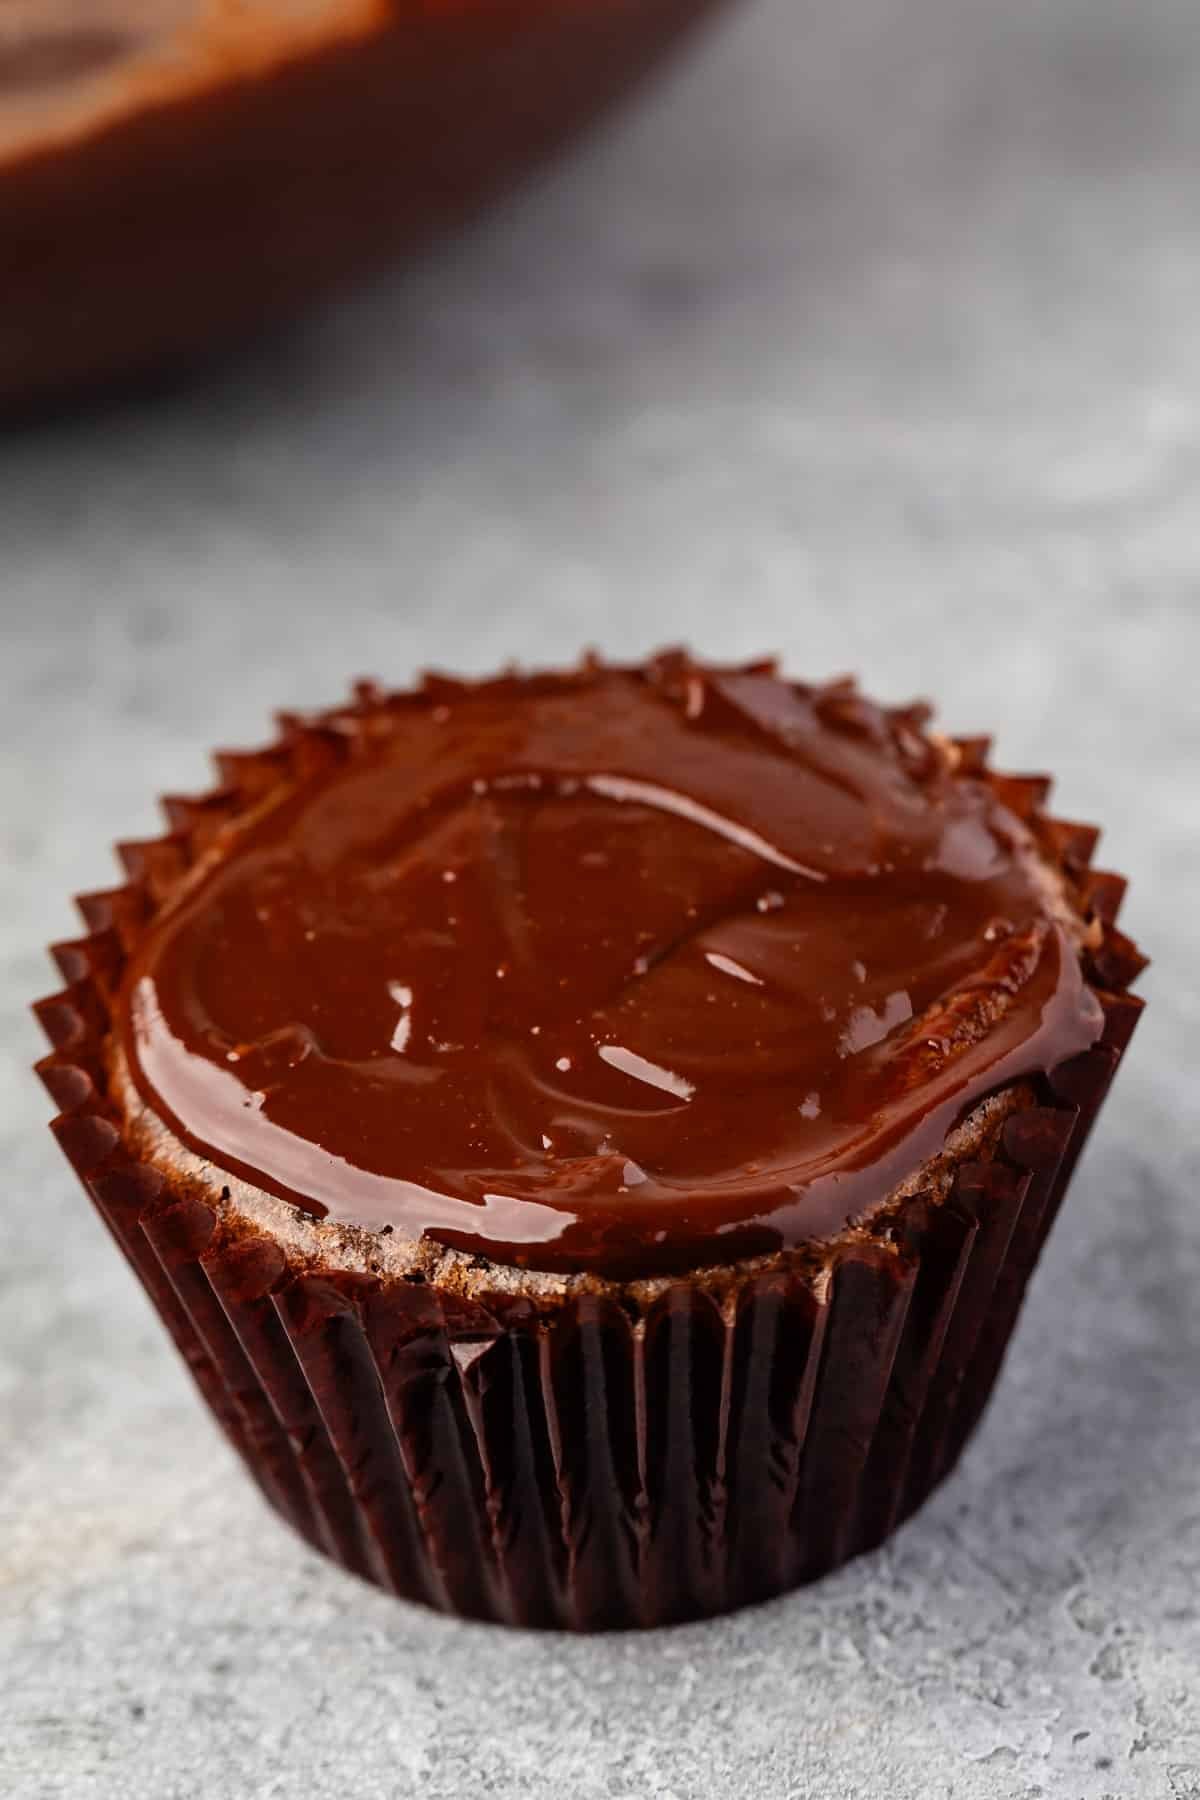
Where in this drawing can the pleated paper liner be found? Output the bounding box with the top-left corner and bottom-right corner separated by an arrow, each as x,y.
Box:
33,685 -> 1147,1630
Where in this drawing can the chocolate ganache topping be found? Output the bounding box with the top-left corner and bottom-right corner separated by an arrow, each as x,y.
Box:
118,656 -> 1104,1276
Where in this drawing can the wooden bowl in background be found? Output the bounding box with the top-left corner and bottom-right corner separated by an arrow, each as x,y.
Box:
1,0 -> 723,410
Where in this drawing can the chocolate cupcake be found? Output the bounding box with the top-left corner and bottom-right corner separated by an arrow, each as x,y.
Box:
34,654 -> 1146,1629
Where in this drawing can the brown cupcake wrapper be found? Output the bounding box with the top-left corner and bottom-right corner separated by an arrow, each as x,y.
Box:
33,690 -> 1146,1629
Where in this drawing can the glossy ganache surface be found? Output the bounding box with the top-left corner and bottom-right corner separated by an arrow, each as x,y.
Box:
118,657 -> 1103,1275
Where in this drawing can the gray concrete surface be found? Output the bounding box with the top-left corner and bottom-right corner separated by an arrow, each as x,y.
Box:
2,0 -> 1198,1793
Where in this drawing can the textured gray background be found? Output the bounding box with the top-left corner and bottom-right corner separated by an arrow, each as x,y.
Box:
2,0 -> 1198,1794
